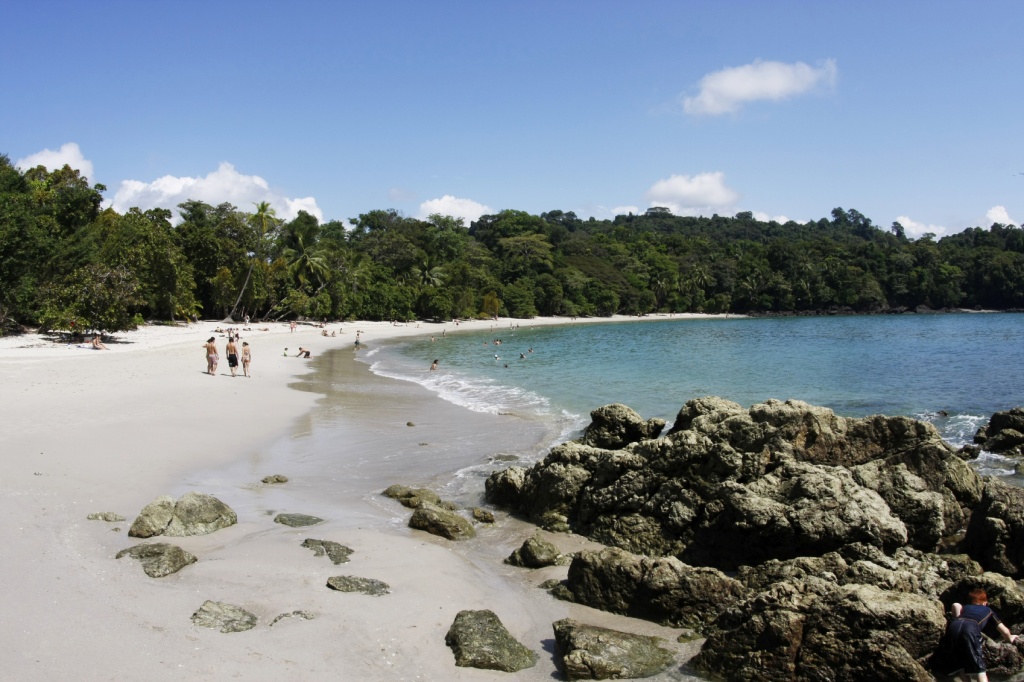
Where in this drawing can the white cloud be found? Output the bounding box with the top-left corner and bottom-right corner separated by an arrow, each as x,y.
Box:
15,142 -> 94,180
645,172 -> 739,216
611,205 -> 641,216
417,195 -> 492,223
986,205 -> 1016,226
753,211 -> 792,224
683,59 -> 837,116
895,215 -> 952,240
110,162 -> 323,223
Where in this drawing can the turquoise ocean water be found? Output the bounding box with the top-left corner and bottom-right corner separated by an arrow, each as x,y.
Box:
363,313 -> 1024,482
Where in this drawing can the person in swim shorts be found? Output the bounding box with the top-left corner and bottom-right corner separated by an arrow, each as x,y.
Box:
204,337 -> 219,375
225,337 -> 239,377
945,587 -> 1019,681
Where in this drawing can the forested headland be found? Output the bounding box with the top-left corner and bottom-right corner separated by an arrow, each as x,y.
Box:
2,155 -> 1023,335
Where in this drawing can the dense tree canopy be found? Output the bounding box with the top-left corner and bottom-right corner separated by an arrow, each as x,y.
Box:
1,154 -> 1021,334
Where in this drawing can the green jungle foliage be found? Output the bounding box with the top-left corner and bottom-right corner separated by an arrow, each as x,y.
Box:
2,155 -> 1022,335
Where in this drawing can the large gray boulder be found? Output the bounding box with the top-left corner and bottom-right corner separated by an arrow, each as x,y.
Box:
694,580 -> 945,681
940,571 -> 1024,625
964,479 -> 1024,578
129,492 -> 237,538
128,496 -> 175,538
552,547 -> 746,631
553,618 -> 675,680
444,610 -> 537,672
116,542 -> 196,578
164,492 -> 238,536
579,403 -> 665,450
975,407 -> 1024,455
408,503 -> 475,540
484,466 -> 528,508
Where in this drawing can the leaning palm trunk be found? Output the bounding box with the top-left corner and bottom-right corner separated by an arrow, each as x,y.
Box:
227,262 -> 254,321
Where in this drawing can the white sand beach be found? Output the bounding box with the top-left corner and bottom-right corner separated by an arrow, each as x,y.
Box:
0,315 -> 718,681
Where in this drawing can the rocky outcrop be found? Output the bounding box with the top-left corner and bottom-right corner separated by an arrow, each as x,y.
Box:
487,398 -> 1024,680
578,403 -> 665,450
444,610 -> 537,672
552,547 -> 746,631
274,513 -> 323,527
326,575 -> 390,596
964,479 -> 1024,578
191,601 -> 257,633
301,539 -> 352,564
974,407 -> 1024,455
506,534 -> 562,568
487,398 -> 982,569
408,503 -> 475,540
484,466 -> 528,509
129,492 -> 237,538
553,618 -> 675,680
694,580 -> 945,681
116,542 -> 197,578
261,474 -> 289,484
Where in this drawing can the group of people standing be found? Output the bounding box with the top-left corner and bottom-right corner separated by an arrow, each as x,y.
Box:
203,333 -> 251,377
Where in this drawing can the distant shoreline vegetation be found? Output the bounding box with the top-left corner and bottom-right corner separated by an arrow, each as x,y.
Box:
3,155 -> 1023,336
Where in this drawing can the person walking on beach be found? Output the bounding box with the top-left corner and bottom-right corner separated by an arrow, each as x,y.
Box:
204,337 -> 219,375
241,341 -> 252,378
943,587 -> 1018,681
225,336 -> 240,377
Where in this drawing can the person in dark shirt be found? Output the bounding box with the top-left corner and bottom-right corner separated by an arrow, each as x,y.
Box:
946,587 -> 1018,681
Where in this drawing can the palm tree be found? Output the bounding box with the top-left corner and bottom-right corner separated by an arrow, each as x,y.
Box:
283,230 -> 329,291
229,201 -> 276,320
409,259 -> 446,289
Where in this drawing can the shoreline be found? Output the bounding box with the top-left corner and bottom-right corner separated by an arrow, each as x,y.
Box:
0,315 -> 721,681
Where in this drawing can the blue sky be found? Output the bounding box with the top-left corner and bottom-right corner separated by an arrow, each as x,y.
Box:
3,1 -> 1021,238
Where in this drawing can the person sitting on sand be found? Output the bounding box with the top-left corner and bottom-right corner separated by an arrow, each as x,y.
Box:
91,335 -> 108,350
204,337 -> 219,375
321,329 -> 328,337
295,347 -> 311,358
943,587 -> 1018,681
